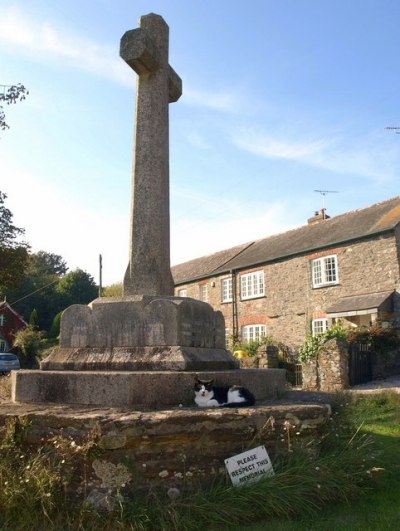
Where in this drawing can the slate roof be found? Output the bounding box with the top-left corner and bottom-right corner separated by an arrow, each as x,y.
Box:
172,196 -> 400,285
326,291 -> 394,315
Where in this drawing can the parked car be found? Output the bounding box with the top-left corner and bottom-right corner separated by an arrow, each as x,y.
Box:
0,353 -> 21,374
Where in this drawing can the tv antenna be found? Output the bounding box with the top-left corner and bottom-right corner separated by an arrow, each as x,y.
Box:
385,126 -> 400,134
314,190 -> 339,212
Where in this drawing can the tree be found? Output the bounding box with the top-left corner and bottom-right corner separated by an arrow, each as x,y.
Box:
0,191 -> 30,294
0,84 -> 29,130
55,269 -> 98,307
29,308 -> 39,329
103,282 -> 123,297
7,250 -> 66,332
13,326 -> 44,368
30,251 -> 68,277
48,311 -> 62,339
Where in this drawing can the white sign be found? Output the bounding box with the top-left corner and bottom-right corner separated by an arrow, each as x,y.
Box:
225,445 -> 274,487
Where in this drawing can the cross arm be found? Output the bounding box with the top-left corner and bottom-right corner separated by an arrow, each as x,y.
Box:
168,66 -> 182,103
120,28 -> 160,75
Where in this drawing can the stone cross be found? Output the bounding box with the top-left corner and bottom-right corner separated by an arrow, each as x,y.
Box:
120,13 -> 182,296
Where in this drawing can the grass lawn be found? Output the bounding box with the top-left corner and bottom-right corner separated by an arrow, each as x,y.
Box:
242,392 -> 400,531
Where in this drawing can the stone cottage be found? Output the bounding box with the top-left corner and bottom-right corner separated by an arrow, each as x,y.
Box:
0,301 -> 27,353
172,196 -> 400,349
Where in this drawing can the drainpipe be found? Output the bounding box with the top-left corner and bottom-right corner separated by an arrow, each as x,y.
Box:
231,270 -> 239,343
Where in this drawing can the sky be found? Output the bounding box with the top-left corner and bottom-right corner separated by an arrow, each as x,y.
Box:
1,0 -> 399,287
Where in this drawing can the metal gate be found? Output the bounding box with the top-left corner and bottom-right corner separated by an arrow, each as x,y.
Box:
279,352 -> 302,387
348,343 -> 373,386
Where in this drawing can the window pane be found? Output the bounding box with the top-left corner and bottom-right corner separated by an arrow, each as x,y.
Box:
199,285 -> 208,302
312,319 -> 328,336
221,278 -> 232,302
325,257 -> 337,282
312,259 -> 322,286
242,324 -> 266,343
241,271 -> 265,299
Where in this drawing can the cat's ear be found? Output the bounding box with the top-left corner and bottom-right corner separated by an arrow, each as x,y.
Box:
194,377 -> 201,384
206,379 -> 214,386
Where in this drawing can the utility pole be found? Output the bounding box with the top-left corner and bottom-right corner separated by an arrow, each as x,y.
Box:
98,254 -> 103,298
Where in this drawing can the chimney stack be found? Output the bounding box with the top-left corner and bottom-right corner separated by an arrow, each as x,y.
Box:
307,208 -> 330,225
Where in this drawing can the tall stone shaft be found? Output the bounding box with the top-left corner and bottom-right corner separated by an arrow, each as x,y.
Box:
120,13 -> 182,296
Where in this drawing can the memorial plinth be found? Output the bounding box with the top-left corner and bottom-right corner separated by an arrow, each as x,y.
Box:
40,295 -> 237,371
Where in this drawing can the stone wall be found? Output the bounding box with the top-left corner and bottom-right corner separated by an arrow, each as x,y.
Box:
302,340 -> 349,392
0,401 -> 331,499
175,233 -> 400,348
372,349 -> 400,379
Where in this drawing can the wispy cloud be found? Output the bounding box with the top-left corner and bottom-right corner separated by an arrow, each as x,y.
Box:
0,6 -> 131,86
183,86 -> 244,113
232,126 -> 400,183
234,128 -> 331,160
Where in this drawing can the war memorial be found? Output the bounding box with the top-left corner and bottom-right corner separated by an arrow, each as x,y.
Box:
0,14 -> 330,495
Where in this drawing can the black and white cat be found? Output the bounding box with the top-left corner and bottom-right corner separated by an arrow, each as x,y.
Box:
194,378 -> 256,408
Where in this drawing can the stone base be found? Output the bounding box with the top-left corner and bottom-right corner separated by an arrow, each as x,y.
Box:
40,346 -> 238,371
12,369 -> 286,409
0,399 -> 331,493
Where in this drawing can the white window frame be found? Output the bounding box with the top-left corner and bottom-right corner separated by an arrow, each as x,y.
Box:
0,314 -> 5,326
0,340 -> 7,352
199,284 -> 208,302
312,319 -> 329,336
241,324 -> 266,343
178,289 -> 187,297
221,277 -> 233,303
311,255 -> 338,288
240,271 -> 265,300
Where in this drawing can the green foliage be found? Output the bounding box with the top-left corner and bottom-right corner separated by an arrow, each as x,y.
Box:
55,269 -> 98,307
298,333 -> 323,363
48,311 -> 62,340
28,308 -> 39,329
0,83 -> 29,130
323,320 -> 347,342
0,191 -> 30,294
8,255 -> 96,333
12,325 -> 45,368
346,323 -> 400,354
29,250 -> 68,277
7,251 -> 63,332
299,321 -> 347,363
102,282 -> 123,297
232,334 -> 282,357
233,339 -> 261,357
299,320 -> 399,364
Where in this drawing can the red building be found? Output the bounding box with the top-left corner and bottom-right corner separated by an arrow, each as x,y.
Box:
0,301 -> 27,352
